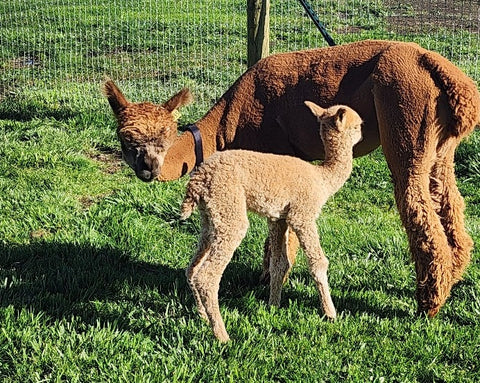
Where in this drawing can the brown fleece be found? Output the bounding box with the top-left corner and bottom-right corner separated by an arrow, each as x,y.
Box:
105,39 -> 480,317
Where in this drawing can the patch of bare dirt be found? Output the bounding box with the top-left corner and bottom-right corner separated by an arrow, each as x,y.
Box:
384,0 -> 479,34
78,193 -> 112,209
87,147 -> 124,175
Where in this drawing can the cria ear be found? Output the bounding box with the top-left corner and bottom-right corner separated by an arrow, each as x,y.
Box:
334,107 -> 346,124
163,88 -> 194,113
304,100 -> 326,119
103,79 -> 129,116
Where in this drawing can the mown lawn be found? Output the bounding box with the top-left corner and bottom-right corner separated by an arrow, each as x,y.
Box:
1,1 -> 479,381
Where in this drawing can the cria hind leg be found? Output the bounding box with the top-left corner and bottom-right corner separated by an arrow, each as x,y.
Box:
260,227 -> 299,284
189,211 -> 249,342
289,219 -> 336,319
267,219 -> 294,307
430,141 -> 473,284
186,211 -> 212,321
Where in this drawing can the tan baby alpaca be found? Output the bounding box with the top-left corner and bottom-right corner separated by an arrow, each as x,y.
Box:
181,101 -> 363,341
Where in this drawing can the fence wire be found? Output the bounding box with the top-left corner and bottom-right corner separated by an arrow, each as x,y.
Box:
1,0 -> 479,110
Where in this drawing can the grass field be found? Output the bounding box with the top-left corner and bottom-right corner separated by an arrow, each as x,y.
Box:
1,0 -> 480,381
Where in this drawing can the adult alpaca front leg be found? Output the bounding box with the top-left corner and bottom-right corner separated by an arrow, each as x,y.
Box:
267,219 -> 294,306
260,225 -> 299,284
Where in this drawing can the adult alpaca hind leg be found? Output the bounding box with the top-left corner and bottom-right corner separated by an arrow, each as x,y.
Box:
373,86 -> 455,317
383,133 -> 455,316
429,140 -> 473,284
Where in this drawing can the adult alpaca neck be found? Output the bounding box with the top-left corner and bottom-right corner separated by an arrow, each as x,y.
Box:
158,99 -> 228,181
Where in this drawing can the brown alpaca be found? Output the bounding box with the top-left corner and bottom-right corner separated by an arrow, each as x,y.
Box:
180,102 -> 362,341
104,39 -> 480,317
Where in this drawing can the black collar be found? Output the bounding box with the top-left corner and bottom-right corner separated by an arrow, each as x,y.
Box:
184,124 -> 204,169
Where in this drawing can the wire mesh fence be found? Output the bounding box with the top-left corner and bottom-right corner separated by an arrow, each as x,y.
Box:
1,0 -> 479,111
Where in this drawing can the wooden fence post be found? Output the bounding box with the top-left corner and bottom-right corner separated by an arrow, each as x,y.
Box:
247,0 -> 270,67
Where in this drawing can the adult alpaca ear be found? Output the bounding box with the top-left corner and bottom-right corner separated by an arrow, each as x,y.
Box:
163,88 -> 194,113
304,100 -> 326,119
103,78 -> 129,116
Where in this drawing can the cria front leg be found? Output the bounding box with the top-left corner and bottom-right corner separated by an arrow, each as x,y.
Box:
294,224 -> 336,319
309,254 -> 337,320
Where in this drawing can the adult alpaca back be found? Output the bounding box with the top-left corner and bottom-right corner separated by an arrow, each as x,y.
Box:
105,40 -> 480,317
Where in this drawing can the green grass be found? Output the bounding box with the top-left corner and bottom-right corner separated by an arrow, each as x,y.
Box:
1,0 -> 480,381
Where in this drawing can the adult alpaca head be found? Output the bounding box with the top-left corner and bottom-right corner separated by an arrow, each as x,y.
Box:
103,79 -> 193,182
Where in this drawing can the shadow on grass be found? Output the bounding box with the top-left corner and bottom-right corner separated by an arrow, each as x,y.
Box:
0,240 -> 275,335
273,279 -> 414,320
1,240 -> 449,334
0,241 -> 191,329
0,95 -> 77,122
221,263 -> 419,320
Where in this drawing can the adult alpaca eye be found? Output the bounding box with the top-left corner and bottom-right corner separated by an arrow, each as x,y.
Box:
121,141 -> 134,153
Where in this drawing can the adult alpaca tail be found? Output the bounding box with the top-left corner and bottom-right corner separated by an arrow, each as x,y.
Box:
420,51 -> 480,137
